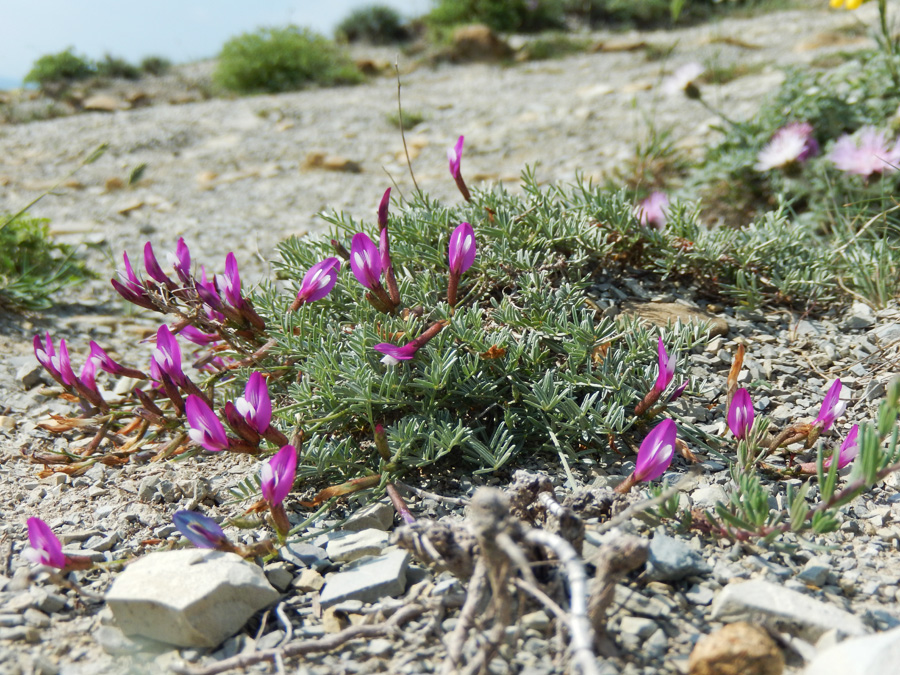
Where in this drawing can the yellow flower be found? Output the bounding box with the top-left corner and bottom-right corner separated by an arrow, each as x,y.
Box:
830,0 -> 868,8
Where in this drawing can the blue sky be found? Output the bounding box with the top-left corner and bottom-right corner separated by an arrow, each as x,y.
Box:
0,0 -> 431,87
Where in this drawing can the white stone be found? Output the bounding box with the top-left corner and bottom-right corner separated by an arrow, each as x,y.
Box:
106,549 -> 279,647
342,501 -> 395,532
325,529 -> 389,563
319,548 -> 409,608
711,579 -> 867,642
805,626 -> 900,675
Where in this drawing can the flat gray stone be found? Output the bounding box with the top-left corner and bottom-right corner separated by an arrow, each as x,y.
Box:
805,626 -> 900,675
645,534 -> 710,582
325,529 -> 389,563
319,548 -> 409,608
342,501 -> 394,532
106,549 -> 279,648
279,542 -> 327,568
797,559 -> 831,587
711,579 -> 867,642
16,364 -> 44,390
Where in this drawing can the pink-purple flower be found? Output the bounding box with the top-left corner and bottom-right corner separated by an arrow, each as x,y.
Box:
378,187 -> 391,230
151,324 -> 185,386
634,192 -> 669,229
825,424 -> 860,470
447,135 -> 471,201
448,222 -> 476,276
755,122 -> 819,172
293,258 -> 340,309
171,237 -> 192,283
814,379 -> 847,431
173,510 -> 231,550
110,251 -> 155,311
143,242 -> 176,289
350,233 -> 383,290
34,333 -> 75,387
374,321 -> 447,367
221,252 -> 245,310
261,445 -> 297,507
185,394 -> 230,451
634,419 -> 677,483
448,136 -> 464,181
655,338 -> 675,391
728,388 -> 755,440
23,518 -> 67,569
828,126 -> 900,177
89,341 -> 147,380
233,372 -> 272,434
447,222 -> 476,307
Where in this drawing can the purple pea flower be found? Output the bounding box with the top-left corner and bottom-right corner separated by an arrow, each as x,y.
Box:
374,321 -> 447,367
447,222 -> 476,307
374,342 -> 419,366
34,333 -> 75,387
350,233 -> 382,289
234,372 -> 272,434
144,242 -> 176,289
634,419 -> 677,482
634,192 -> 669,230
170,237 -> 192,284
180,325 -> 220,346
728,388 -> 755,440
815,379 -> 846,431
350,232 -> 395,311
291,258 -> 340,310
826,424 -> 860,470
151,325 -> 185,386
221,252 -> 245,310
261,445 -> 297,507
22,517 -> 67,569
448,222 -> 476,275
110,251 -> 156,311
378,187 -> 391,230
448,135 -> 471,201
617,419 -> 678,494
173,511 -> 232,550
655,338 -> 675,391
185,394 -> 230,451
88,341 -> 147,380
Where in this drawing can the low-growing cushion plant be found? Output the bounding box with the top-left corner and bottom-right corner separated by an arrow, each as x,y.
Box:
214,26 -> 364,94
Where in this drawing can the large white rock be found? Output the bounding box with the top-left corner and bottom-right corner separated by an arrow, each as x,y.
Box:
805,626 -> 900,675
711,579 -> 867,642
105,549 -> 279,647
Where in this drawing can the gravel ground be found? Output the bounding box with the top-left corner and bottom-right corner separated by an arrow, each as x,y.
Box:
1,4 -> 899,675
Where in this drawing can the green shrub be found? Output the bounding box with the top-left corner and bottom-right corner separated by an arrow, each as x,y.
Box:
94,53 -> 141,80
561,0 -> 774,28
214,26 -> 363,94
140,55 -> 172,76
428,0 -> 566,33
336,5 -> 410,44
0,215 -> 93,310
23,48 -> 94,88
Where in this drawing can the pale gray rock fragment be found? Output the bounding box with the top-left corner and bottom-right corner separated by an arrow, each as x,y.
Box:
805,626 -> 900,675
711,579 -> 867,641
106,549 -> 279,647
319,548 -> 409,607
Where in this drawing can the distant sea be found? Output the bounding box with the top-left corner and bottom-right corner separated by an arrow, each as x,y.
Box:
0,77 -> 22,90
